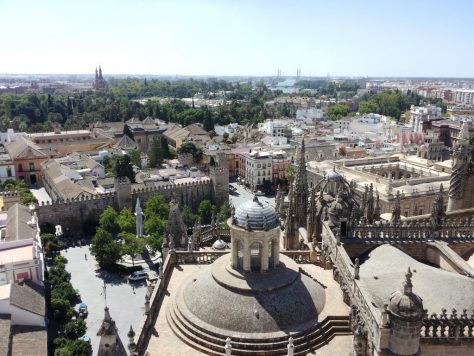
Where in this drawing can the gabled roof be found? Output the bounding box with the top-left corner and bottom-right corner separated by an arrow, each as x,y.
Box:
5,204 -> 35,242
5,137 -> 47,160
10,280 -> 45,316
113,135 -> 138,150
11,325 -> 47,356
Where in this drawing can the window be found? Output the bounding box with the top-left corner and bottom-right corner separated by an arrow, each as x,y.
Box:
18,164 -> 23,172
29,162 -> 35,171
6,167 -> 11,177
257,164 -> 261,168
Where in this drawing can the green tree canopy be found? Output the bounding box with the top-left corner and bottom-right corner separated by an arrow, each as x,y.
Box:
148,138 -> 163,168
90,228 -> 122,267
198,200 -> 214,224
99,206 -> 120,236
326,103 -> 352,121
51,298 -> 73,325
114,155 -> 135,182
119,232 -> 144,267
64,318 -> 87,339
117,208 -> 136,234
177,142 -> 203,162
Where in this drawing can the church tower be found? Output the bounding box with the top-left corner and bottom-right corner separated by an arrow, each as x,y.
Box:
209,151 -> 229,208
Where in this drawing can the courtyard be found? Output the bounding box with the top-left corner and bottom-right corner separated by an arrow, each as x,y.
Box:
62,244 -> 149,355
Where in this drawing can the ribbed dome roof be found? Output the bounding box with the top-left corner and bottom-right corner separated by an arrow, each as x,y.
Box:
327,169 -> 344,182
389,290 -> 423,320
234,196 -> 279,230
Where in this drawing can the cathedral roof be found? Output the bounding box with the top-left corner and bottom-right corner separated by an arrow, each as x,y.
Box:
234,196 -> 279,230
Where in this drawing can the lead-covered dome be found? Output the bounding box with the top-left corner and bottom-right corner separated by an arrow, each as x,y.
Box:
234,196 -> 279,230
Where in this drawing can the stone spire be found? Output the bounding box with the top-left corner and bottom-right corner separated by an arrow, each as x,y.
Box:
374,190 -> 381,221
293,138 -> 308,229
98,65 -> 103,80
284,182 -> 299,250
166,195 -> 187,247
307,187 -> 316,241
431,184 -> 446,228
365,183 -> 375,223
95,67 -> 98,80
448,121 -> 474,211
391,191 -> 401,224
97,307 -> 127,356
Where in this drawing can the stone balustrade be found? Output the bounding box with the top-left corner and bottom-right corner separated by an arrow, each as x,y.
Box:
282,250 -> 312,264
174,250 -> 229,264
421,308 -> 474,341
346,218 -> 474,242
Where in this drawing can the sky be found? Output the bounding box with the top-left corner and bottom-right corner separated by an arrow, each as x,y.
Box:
0,0 -> 473,77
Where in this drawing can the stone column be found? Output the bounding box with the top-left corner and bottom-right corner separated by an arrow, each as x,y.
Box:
261,239 -> 269,272
231,238 -> 239,269
273,238 -> 280,267
243,239 -> 251,272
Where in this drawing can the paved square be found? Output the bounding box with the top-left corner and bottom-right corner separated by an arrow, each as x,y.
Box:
62,245 -> 148,355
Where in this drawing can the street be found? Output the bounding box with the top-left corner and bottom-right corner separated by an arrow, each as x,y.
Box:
229,181 -> 276,209
62,245 -> 148,355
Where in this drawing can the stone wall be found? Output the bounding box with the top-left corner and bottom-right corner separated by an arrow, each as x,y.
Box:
36,180 -> 212,237
420,344 -> 474,356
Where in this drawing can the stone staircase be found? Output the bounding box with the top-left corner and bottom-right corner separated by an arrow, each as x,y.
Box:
166,295 -> 352,355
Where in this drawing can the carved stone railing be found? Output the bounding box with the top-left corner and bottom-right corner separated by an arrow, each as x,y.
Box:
174,250 -> 229,264
135,251 -> 175,354
421,308 -> 474,342
346,218 -> 474,242
282,250 -> 312,264
321,222 -> 384,350
198,224 -> 231,244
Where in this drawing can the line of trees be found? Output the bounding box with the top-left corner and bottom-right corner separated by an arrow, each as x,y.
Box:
41,231 -> 90,356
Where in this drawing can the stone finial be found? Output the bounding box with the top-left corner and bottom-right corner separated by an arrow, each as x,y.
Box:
287,337 -> 295,356
403,267 -> 413,294
145,294 -> 150,315
158,265 -> 164,279
225,337 -> 232,356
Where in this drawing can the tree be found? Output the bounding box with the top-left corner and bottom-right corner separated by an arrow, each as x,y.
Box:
51,298 -> 73,325
51,282 -> 80,305
219,202 -> 232,222
114,155 -> 135,182
128,149 -> 142,168
148,138 -> 163,168
117,208 -> 136,234
160,136 -> 171,159
48,264 -> 71,286
222,132 -> 229,142
198,200 -> 214,224
285,165 -> 296,183
181,205 -> 196,227
90,228 -> 122,267
41,233 -> 62,256
54,339 -> 90,356
177,142 -> 203,162
203,106 -> 215,132
119,232 -> 144,267
143,195 -> 169,219
326,103 -> 352,121
64,318 -> 87,339
99,206 -> 120,236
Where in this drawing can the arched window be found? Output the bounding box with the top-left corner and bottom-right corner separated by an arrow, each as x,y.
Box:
249,242 -> 262,271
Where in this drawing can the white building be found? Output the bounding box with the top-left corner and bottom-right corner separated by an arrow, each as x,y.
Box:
452,89 -> 474,105
410,105 -> 442,132
333,114 -> 393,142
296,108 -> 324,123
0,129 -> 26,145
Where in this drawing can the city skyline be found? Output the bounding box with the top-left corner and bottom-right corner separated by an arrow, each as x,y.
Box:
1,0 -> 474,77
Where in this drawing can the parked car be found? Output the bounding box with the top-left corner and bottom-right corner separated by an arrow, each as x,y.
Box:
255,190 -> 265,196
128,270 -> 148,282
78,303 -> 88,318
80,335 -> 92,351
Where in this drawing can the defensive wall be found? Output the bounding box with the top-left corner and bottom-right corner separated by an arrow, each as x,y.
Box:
35,179 -> 212,237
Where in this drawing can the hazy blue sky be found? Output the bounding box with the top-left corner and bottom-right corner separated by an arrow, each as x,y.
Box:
0,0 -> 473,77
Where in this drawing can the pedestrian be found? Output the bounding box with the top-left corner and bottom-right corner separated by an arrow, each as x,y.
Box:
132,285 -> 135,294
85,253 -> 87,260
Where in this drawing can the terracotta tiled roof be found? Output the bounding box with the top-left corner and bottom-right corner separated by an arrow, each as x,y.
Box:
11,325 -> 47,356
5,204 -> 35,242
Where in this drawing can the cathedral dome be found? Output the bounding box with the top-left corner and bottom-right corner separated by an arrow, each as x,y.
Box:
326,169 -> 344,182
234,196 -> 279,230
